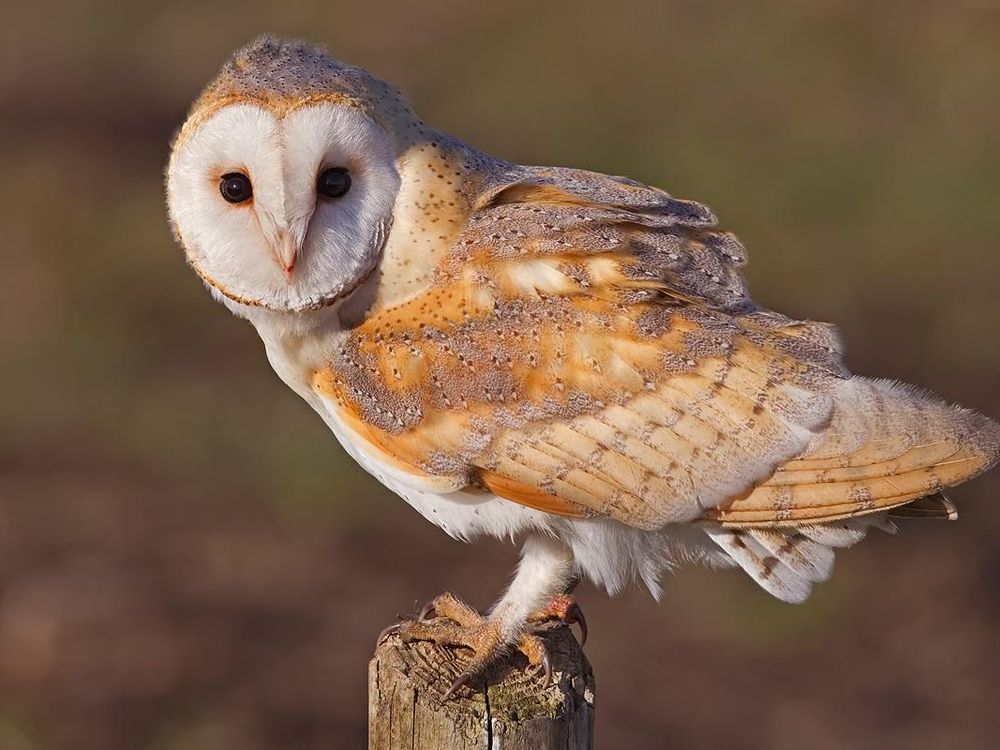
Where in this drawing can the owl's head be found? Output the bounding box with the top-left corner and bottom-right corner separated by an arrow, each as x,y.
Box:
166,38 -> 416,314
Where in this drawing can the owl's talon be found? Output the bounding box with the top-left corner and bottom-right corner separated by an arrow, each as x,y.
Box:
567,601 -> 588,645
380,592 -> 562,696
418,600 -> 437,622
442,671 -> 473,701
530,649 -> 553,688
376,621 -> 402,645
530,594 -> 588,645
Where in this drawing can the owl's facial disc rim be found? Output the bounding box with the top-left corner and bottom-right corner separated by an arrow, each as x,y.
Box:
168,99 -> 401,316
180,220 -> 389,314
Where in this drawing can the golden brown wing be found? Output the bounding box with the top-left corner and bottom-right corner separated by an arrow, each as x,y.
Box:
315,167 -> 999,529
708,378 -> 999,526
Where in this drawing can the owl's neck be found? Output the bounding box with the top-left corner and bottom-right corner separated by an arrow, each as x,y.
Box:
242,302 -> 342,343
241,304 -> 347,402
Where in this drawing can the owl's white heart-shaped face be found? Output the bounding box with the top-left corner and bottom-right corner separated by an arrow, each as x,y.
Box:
167,101 -> 400,313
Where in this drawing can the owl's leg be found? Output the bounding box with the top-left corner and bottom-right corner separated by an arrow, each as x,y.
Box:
379,534 -> 579,698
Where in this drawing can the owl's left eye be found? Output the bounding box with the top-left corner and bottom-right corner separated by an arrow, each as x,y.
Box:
220,173 -> 253,204
317,167 -> 351,199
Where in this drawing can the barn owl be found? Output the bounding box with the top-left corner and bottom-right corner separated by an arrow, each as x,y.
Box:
167,37 -> 999,696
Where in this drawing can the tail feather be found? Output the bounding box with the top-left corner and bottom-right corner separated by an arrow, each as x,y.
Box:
746,528 -> 834,582
705,515 -> 895,603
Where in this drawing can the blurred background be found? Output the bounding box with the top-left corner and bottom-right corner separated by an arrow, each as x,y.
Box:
2,1 -> 999,748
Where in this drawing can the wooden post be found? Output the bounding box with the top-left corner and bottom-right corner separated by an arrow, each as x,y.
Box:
369,625 -> 595,749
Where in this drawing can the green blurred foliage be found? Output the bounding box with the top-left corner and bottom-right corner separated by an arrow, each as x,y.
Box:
1,2 -> 998,748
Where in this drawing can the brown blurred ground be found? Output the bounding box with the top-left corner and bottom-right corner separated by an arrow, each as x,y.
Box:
1,2 -> 999,748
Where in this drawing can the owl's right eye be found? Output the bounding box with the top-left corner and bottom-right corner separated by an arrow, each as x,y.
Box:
219,173 -> 253,204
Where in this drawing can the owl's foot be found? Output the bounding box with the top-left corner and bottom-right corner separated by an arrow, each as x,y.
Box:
378,591 -> 585,699
529,593 -> 588,645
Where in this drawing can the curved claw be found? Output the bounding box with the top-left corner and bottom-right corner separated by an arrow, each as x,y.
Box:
376,621 -> 402,645
528,647 -> 554,689
418,600 -> 437,622
567,602 -> 588,646
531,595 -> 589,646
442,671 -> 473,701
539,648 -> 553,688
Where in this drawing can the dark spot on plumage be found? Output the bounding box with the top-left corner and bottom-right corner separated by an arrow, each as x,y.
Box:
761,556 -> 780,578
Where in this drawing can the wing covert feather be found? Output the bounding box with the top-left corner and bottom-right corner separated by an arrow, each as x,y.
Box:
315,167 -> 1000,530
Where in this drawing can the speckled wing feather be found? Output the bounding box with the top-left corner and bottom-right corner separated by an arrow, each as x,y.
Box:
709,377 -> 998,527
314,166 -> 1000,530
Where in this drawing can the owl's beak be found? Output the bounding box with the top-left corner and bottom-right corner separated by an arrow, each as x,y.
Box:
273,232 -> 298,280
